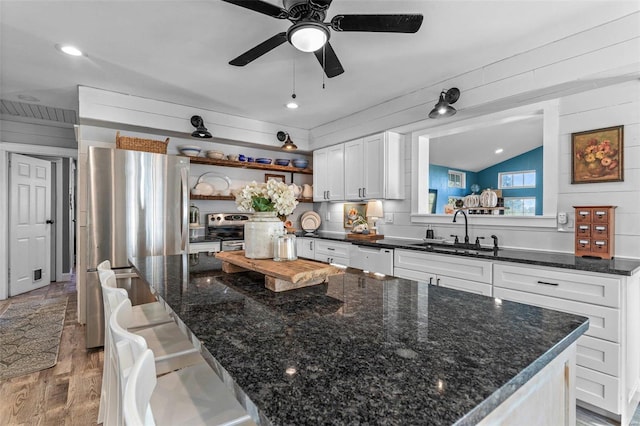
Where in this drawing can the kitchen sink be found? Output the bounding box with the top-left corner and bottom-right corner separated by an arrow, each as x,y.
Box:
408,241 -> 497,254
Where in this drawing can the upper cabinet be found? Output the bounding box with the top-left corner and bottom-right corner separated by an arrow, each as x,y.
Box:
344,132 -> 404,201
313,144 -> 344,201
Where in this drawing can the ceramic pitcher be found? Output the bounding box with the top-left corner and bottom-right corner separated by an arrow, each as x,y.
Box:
302,184 -> 313,198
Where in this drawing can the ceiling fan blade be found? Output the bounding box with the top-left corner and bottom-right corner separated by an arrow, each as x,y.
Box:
222,0 -> 288,19
313,42 -> 344,78
331,14 -> 423,33
229,33 -> 288,66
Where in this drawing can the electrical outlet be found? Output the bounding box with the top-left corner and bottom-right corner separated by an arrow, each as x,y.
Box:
326,211 -> 331,221
557,212 -> 573,232
384,213 -> 394,223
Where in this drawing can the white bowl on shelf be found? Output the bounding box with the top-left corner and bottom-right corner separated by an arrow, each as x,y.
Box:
206,150 -> 225,159
179,145 -> 201,157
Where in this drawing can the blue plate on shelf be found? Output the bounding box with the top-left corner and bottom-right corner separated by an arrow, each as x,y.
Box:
256,158 -> 272,164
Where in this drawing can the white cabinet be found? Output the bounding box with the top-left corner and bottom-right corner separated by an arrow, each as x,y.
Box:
314,240 -> 351,266
393,250 -> 493,296
343,132 -> 404,200
296,237 -> 315,259
349,246 -> 394,276
493,262 -> 640,423
313,144 -> 344,201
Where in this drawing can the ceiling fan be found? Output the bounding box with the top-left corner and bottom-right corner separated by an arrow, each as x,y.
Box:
223,0 -> 423,78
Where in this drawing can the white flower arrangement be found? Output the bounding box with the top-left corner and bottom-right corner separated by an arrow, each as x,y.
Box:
235,180 -> 298,216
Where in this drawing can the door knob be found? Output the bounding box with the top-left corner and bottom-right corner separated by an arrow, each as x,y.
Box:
46,219 -> 54,224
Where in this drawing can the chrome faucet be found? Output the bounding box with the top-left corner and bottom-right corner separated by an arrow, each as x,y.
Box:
453,210 -> 470,244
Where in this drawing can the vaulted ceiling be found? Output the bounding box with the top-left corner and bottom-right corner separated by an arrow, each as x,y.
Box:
1,1 -> 638,130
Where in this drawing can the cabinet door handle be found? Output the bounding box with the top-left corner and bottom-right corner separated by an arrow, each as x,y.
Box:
436,278 -> 440,286
363,187 -> 366,197
309,242 -> 313,250
358,188 -> 362,197
428,277 -> 433,285
327,190 -> 330,199
537,280 -> 559,286
327,247 -> 335,251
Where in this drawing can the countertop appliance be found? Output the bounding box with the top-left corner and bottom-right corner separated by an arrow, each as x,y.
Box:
85,146 -> 189,348
189,213 -> 250,253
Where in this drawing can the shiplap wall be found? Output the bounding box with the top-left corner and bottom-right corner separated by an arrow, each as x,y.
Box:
317,81 -> 639,259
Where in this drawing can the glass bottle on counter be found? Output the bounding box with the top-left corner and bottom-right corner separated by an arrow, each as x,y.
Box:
273,230 -> 297,261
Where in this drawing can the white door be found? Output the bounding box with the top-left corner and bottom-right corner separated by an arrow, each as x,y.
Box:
9,153 -> 52,296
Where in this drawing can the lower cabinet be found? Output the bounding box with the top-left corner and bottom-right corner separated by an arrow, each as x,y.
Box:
296,237 -> 315,259
349,246 -> 394,276
493,262 -> 640,423
393,249 -> 493,296
314,240 -> 351,267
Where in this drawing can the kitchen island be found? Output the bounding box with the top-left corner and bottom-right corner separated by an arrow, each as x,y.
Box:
131,254 -> 588,425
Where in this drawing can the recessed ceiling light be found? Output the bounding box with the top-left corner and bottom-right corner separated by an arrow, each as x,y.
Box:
56,44 -> 84,56
18,95 -> 40,102
495,148 -> 504,154
286,101 -> 299,109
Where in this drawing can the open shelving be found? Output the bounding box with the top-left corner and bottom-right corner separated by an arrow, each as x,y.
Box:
190,194 -> 313,203
187,156 -> 313,175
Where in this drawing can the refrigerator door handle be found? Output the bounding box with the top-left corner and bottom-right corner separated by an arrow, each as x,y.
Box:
180,164 -> 189,252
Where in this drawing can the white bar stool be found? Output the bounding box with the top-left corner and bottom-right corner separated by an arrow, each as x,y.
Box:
97,260 -> 173,330
111,300 -> 256,426
99,269 -> 202,425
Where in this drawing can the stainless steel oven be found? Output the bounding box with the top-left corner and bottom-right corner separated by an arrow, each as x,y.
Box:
206,213 -> 251,252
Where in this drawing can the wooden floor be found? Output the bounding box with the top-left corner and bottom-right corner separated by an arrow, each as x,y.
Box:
0,275 -> 102,426
0,274 -> 638,425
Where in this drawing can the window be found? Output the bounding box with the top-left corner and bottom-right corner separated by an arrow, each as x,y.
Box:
448,170 -> 465,188
499,171 -> 536,189
504,197 -> 536,216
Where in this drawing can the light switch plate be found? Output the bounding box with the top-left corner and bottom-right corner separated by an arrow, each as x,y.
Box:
384,213 -> 394,223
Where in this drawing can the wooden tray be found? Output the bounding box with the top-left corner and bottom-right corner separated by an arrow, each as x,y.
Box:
215,251 -> 344,292
345,233 -> 385,240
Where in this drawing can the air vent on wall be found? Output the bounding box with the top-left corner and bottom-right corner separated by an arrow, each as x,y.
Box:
0,99 -> 77,124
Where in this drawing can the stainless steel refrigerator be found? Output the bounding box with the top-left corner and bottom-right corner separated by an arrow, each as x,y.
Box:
85,146 -> 189,348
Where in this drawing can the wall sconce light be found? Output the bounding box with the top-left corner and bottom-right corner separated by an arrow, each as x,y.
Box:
190,115 -> 212,138
277,131 -> 298,151
428,88 -> 460,119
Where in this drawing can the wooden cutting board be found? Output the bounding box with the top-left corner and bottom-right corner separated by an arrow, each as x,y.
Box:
345,233 -> 385,240
215,251 -> 344,292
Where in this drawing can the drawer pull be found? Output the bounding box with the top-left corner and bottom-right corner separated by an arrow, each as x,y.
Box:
579,211 -> 590,216
595,241 -> 607,246
579,225 -> 589,230
595,211 -> 606,216
595,226 -> 606,231
327,247 -> 335,251
537,280 -> 559,286
579,240 -> 589,244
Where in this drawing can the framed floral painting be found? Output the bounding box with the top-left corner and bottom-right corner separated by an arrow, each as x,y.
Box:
343,203 -> 366,228
571,125 -> 623,184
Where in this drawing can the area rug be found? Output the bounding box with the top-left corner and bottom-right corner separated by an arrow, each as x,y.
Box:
0,297 -> 68,381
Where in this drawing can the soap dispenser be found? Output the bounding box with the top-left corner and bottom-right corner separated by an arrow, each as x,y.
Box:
426,225 -> 435,239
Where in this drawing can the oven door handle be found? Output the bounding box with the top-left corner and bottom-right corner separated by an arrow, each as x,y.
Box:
224,242 -> 245,248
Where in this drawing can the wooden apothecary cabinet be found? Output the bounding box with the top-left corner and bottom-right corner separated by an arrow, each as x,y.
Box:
574,205 -> 616,259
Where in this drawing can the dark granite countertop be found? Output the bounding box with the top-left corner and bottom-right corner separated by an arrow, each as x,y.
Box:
297,232 -> 640,276
131,254 -> 588,426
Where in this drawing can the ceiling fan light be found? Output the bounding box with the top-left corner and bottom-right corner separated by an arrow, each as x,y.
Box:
288,22 -> 329,52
